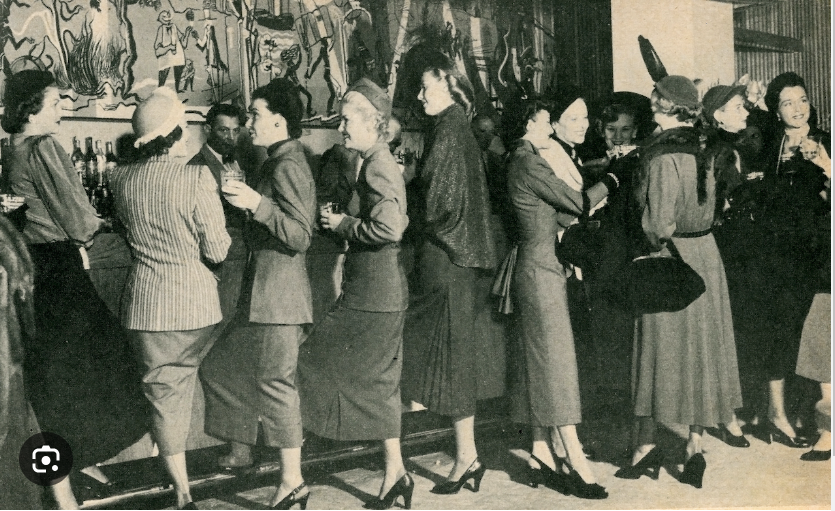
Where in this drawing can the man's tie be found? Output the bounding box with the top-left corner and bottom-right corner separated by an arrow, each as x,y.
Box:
222,154 -> 234,164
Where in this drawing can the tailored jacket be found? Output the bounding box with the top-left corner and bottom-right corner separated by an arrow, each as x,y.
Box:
245,139 -> 316,325
333,142 -> 409,312
188,145 -> 249,260
110,157 -> 231,331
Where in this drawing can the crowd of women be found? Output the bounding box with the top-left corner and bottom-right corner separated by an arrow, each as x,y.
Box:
0,50 -> 829,510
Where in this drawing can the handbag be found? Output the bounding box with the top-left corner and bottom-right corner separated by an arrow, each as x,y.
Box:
624,238 -> 706,315
556,192 -> 606,270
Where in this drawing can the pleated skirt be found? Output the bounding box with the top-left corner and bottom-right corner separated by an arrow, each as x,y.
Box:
401,241 -> 499,417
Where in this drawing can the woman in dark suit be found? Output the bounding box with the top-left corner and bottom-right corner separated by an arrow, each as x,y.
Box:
3,70 -> 149,509
506,98 -> 619,500
400,53 -> 497,494
200,78 -> 316,510
752,72 -> 830,447
298,78 -> 412,510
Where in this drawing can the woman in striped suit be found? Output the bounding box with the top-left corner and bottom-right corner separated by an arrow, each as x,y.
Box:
110,87 -> 231,510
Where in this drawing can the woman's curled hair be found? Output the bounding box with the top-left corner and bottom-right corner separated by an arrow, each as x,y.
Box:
342,91 -> 389,139
1,70 -> 56,134
131,125 -> 184,162
651,91 -> 701,124
422,55 -> 475,116
502,99 -> 550,147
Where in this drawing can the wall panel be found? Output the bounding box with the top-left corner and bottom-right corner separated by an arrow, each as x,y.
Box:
734,0 -> 831,130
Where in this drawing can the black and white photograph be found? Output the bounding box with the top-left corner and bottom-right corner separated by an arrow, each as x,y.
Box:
0,0 -> 830,509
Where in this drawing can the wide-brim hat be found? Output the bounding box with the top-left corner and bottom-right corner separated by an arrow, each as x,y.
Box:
132,87 -> 186,147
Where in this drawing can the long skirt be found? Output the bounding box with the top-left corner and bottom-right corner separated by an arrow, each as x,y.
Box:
200,321 -> 304,448
401,241 -> 497,417
796,293 -> 831,383
298,304 -> 404,441
23,241 -> 149,468
510,253 -> 582,427
633,235 -> 743,427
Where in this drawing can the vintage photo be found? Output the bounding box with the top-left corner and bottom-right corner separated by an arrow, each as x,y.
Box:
0,0 -> 830,509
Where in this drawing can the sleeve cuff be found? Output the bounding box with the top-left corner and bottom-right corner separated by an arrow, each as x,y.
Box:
335,216 -> 360,239
252,195 -> 271,223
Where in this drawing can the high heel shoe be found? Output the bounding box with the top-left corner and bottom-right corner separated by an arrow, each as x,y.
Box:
527,454 -> 569,494
800,449 -> 831,461
679,453 -> 706,489
564,467 -> 608,500
710,425 -> 750,448
430,459 -> 486,495
755,421 -> 812,448
614,446 -> 664,480
271,483 -> 309,510
363,473 -> 414,510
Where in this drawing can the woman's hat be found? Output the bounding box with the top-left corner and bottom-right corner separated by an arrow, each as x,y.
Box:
655,75 -> 699,109
549,83 -> 584,122
346,77 -> 391,118
702,84 -> 746,122
132,87 -> 186,147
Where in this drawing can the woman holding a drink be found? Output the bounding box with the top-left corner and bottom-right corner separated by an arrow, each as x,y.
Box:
199,77 -> 316,510
749,72 -> 830,448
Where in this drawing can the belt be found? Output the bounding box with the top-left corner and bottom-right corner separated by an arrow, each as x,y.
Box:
673,228 -> 712,238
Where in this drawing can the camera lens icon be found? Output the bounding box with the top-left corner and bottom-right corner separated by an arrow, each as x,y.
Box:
19,432 -> 73,485
32,445 -> 61,473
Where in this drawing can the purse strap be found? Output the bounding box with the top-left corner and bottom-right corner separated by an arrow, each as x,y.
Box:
665,238 -> 684,261
579,192 -> 590,225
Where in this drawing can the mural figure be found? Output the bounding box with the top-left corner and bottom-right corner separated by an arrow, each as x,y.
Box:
154,9 -> 193,91
195,18 -> 230,101
181,58 -> 195,91
280,43 -> 315,118
341,0 -> 374,84
304,38 -> 336,117
64,0 -> 134,99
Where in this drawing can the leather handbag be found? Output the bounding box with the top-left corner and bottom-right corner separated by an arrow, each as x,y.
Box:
625,238 -> 706,315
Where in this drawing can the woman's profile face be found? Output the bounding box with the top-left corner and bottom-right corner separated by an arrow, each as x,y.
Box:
553,99 -> 589,146
26,86 -> 62,135
602,113 -> 637,149
525,109 -> 552,141
339,97 -> 379,152
246,98 -> 285,147
418,71 -> 452,116
777,85 -> 810,130
713,94 -> 749,134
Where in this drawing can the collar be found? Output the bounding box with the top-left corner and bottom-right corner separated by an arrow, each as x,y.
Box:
361,141 -> 389,160
553,136 -> 576,160
433,103 -> 462,126
266,138 -> 299,159
205,144 -> 232,164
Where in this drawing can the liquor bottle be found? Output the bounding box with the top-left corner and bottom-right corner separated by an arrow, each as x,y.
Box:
105,141 -> 117,173
71,137 -> 85,185
94,140 -> 106,186
83,137 -> 96,198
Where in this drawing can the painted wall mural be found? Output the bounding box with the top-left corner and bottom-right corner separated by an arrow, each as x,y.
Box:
0,0 -> 555,122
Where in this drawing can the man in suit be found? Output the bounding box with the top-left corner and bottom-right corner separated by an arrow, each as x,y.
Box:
188,104 -> 257,343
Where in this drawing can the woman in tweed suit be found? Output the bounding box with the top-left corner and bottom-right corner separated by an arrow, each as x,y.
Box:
110,87 -> 231,510
200,78 -> 316,510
